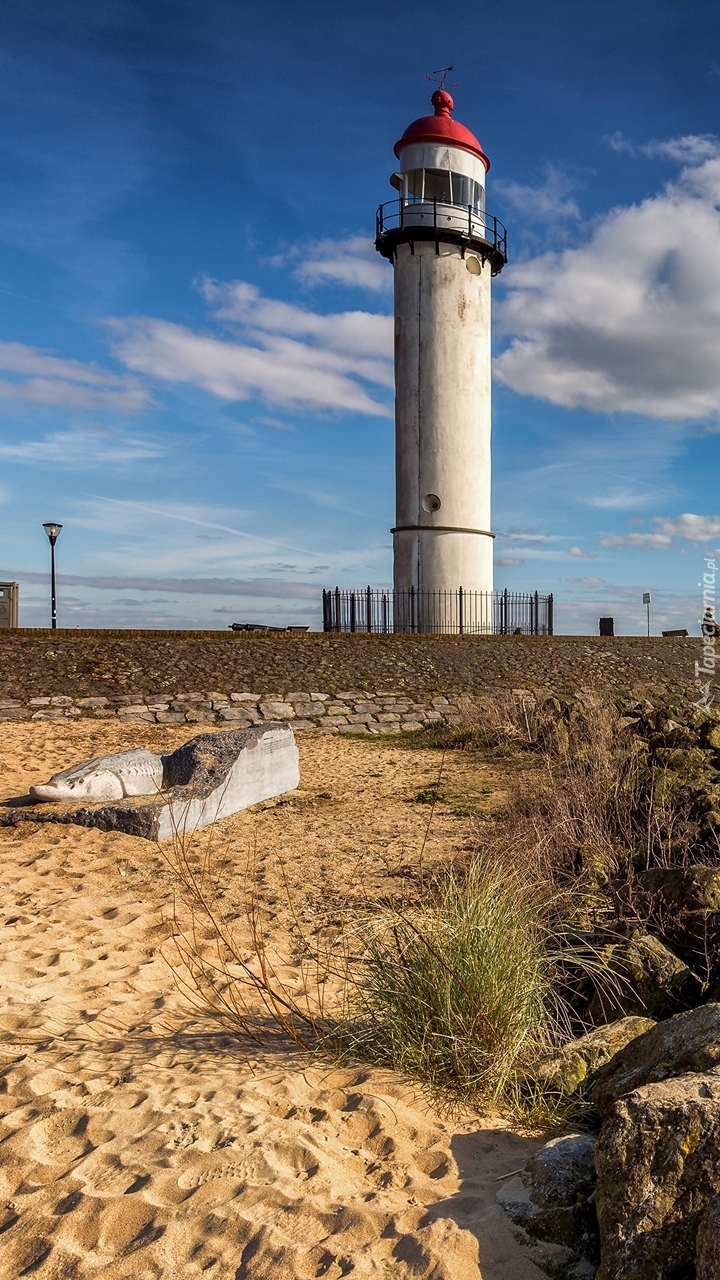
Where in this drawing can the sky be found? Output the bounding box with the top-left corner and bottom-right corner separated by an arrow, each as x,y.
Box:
1,0 -> 720,633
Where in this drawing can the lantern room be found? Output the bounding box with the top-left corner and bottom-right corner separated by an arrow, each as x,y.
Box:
375,88 -> 506,272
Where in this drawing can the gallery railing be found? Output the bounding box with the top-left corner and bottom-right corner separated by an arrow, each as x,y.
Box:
375,199 -> 508,273
322,588 -> 554,636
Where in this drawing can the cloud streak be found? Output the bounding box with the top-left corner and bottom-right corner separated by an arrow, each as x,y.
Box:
600,532 -> 673,549
0,571 -> 321,599
0,427 -> 165,466
0,340 -> 148,410
87,494 -> 320,556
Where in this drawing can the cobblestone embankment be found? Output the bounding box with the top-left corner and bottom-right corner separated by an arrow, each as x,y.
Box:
0,688 -> 461,734
0,632 -> 703,732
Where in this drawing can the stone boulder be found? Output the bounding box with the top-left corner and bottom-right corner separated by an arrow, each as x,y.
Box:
585,932 -> 702,1023
497,1134 -> 599,1276
595,1071 -> 720,1280
592,1003 -> 720,1118
697,1196 -> 720,1279
702,722 -> 720,752
629,865 -> 720,914
623,867 -> 720,980
531,1016 -> 655,1098
1,724 -> 300,841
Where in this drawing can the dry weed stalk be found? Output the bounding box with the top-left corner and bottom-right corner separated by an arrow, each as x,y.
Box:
484,696 -> 659,895
157,810 -> 345,1052
154,738 -> 455,1059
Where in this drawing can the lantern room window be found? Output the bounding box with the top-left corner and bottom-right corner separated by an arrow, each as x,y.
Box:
402,168 -> 484,211
423,168 -> 452,203
404,169 -> 425,201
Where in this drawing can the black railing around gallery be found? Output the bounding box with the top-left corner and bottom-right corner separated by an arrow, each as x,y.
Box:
322,588 -> 554,636
375,199 -> 508,273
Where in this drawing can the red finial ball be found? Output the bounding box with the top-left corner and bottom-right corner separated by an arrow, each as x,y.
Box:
431,88 -> 454,116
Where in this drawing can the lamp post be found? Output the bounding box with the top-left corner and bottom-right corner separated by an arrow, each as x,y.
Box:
42,523 -> 62,629
643,591 -> 651,638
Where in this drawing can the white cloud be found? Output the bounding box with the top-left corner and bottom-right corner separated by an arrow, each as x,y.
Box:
600,533 -> 673,549
494,143 -> 720,421
495,555 -> 524,566
568,546 -> 596,558
655,514 -> 720,542
606,133 -> 720,164
109,280 -> 393,418
498,529 -> 561,543
600,513 -> 720,550
201,278 -> 391,363
495,168 -> 580,221
0,340 -> 148,410
606,132 -> 636,155
0,427 -> 165,466
642,135 -> 720,164
292,236 -> 391,293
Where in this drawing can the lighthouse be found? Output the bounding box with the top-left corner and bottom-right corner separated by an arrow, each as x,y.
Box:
375,83 -> 506,632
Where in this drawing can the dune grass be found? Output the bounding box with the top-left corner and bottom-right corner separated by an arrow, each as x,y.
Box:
340,857 -> 563,1105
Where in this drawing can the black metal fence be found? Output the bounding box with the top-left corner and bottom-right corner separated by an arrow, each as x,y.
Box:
322,588 -> 553,636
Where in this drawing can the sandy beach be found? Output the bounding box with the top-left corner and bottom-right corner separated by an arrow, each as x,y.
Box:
0,721 -> 550,1279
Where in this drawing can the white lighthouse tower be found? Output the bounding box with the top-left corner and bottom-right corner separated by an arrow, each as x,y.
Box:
375,82 -> 506,632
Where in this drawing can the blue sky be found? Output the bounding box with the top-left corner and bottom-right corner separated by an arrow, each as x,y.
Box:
2,0 -> 720,633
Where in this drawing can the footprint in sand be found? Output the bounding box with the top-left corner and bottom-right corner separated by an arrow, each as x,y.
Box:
26,1110 -> 93,1167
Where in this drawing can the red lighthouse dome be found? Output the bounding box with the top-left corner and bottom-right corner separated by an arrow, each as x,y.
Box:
394,89 -> 490,171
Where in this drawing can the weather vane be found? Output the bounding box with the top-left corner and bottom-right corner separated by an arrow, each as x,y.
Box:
425,66 -> 459,91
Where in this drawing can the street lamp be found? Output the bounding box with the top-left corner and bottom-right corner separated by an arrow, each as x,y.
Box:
42,523 -> 62,629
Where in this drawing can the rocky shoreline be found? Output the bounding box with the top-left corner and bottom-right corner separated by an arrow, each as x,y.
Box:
490,696 -> 720,1278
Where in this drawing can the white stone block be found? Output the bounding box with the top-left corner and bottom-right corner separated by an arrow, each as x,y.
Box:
9,725 -> 300,843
